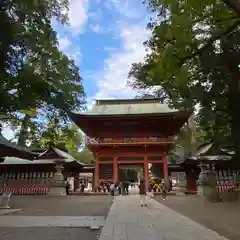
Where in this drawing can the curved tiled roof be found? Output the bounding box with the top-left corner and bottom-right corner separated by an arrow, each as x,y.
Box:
72,101 -> 188,117
0,135 -> 37,159
85,103 -> 179,115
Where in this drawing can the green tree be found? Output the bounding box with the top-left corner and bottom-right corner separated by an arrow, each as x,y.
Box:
72,148 -> 95,164
0,0 -> 85,145
129,0 -> 240,162
31,120 -> 83,154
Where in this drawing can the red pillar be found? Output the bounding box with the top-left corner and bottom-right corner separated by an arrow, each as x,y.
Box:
163,152 -> 169,188
144,155 -> 149,192
94,157 -> 99,189
113,156 -> 118,183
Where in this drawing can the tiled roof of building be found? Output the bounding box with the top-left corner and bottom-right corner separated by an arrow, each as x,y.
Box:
80,102 -> 180,116
0,157 -> 53,165
187,142 -> 233,162
36,147 -> 85,166
0,135 -> 36,159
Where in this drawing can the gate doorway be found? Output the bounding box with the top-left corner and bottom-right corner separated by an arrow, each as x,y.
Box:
118,164 -> 143,195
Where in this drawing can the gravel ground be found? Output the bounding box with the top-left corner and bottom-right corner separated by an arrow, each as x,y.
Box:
155,195 -> 240,240
0,227 -> 100,240
7,195 -> 112,216
0,195 -> 112,240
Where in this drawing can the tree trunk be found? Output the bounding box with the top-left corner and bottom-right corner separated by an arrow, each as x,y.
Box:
228,77 -> 240,164
222,36 -> 240,165
187,115 -> 197,156
18,114 -> 31,147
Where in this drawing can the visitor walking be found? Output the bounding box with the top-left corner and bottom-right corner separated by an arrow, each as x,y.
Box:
110,182 -> 115,196
125,181 -> 129,195
119,182 -> 122,195
139,179 -> 147,207
161,182 -> 168,200
66,181 -> 70,195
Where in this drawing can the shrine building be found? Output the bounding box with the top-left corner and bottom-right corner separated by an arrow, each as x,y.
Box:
70,98 -> 190,191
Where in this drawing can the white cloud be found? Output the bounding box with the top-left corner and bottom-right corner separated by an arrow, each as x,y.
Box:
90,24 -> 104,33
93,0 -> 151,99
95,24 -> 150,99
71,51 -> 82,65
110,0 -> 140,19
68,0 -> 89,35
88,9 -> 103,22
58,37 -> 71,51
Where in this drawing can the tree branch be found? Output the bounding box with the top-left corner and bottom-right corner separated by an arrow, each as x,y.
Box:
178,20 -> 240,65
221,0 -> 240,16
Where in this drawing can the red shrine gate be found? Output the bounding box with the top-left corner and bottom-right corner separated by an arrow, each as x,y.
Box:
70,98 -> 190,191
92,143 -> 170,191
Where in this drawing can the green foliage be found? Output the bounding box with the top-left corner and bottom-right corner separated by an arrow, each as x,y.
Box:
31,120 -> 83,154
130,0 -> 240,161
0,0 -> 85,117
0,0 -> 86,149
72,148 -> 95,164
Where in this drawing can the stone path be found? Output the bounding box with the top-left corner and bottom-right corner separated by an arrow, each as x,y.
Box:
99,195 -> 229,240
0,216 -> 105,229
0,209 -> 22,216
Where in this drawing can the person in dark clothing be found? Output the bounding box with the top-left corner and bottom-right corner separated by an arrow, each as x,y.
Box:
161,182 -> 168,200
118,182 -> 122,195
125,181 -> 129,195
139,179 -> 147,206
169,178 -> 173,192
80,182 -> 85,193
66,181 -> 70,195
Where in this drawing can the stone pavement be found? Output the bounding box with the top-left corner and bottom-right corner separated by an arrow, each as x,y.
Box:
99,195 -> 229,240
155,195 -> 240,240
0,196 -> 112,240
0,209 -> 22,216
0,216 -> 105,229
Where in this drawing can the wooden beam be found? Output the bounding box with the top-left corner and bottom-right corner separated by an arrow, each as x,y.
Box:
148,160 -> 164,164
99,161 -> 113,164
97,153 -> 165,158
117,160 -> 144,164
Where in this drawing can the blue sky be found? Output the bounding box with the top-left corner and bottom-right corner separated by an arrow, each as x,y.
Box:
3,0 -> 152,140
55,0 -> 151,103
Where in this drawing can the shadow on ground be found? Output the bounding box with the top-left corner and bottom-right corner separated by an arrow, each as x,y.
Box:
155,195 -> 240,240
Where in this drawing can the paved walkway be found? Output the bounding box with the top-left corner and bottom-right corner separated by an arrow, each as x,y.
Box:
0,216 -> 104,229
99,195 -> 229,240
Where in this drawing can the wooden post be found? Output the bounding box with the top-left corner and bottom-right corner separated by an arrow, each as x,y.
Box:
163,152 -> 169,188
94,157 -> 99,189
144,155 -> 149,192
113,156 -> 118,183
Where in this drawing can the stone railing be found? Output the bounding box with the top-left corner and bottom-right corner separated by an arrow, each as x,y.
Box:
85,136 -> 174,145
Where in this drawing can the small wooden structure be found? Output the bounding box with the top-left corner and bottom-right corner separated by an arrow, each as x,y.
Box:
0,135 -> 36,160
0,147 -> 87,195
180,142 -> 238,195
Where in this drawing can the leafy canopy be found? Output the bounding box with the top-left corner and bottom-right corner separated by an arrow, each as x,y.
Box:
0,0 -> 85,116
129,0 -> 240,153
